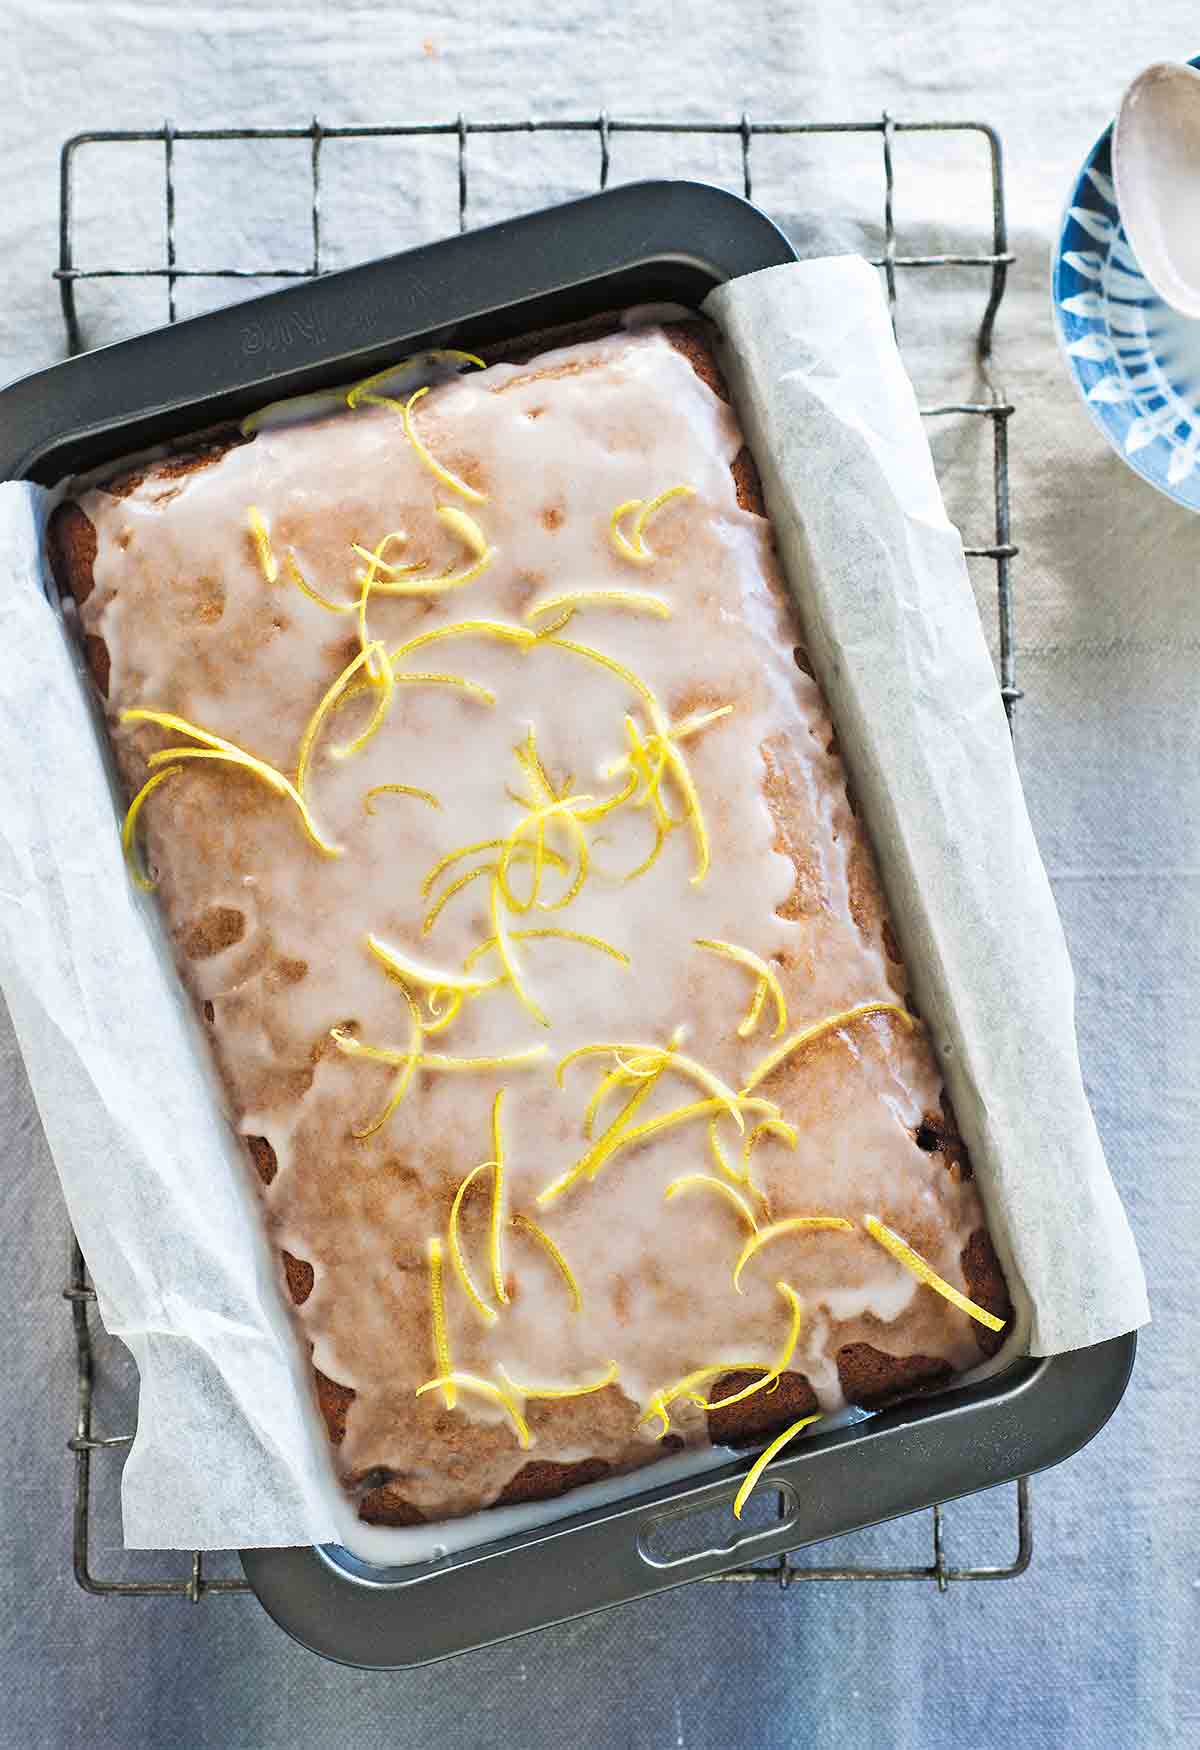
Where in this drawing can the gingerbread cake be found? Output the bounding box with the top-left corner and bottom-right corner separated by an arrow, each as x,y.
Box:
47,320 -> 1010,1532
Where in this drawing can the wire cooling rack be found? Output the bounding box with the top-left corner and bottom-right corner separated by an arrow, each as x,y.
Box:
57,114 -> 1027,1602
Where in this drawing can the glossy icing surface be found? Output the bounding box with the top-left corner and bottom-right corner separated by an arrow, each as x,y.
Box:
79,327 -> 996,1522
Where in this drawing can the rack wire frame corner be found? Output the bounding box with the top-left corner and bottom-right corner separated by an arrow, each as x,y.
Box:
57,111 -> 1027,1602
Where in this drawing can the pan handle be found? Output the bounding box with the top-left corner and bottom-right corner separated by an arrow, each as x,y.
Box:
0,180 -> 794,482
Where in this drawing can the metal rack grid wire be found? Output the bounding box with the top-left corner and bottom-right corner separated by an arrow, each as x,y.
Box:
57,113 -> 1027,1602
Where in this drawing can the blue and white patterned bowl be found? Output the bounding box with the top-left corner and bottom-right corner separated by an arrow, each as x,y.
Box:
1053,61 -> 1200,511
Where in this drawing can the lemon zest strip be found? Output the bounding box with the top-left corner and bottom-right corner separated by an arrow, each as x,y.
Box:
334,641 -> 394,759
427,1237 -> 455,1406
609,498 -> 652,565
631,484 -> 695,555
283,551 -> 355,614
732,1218 -> 854,1293
464,926 -> 628,974
499,796 -> 592,915
686,1282 -> 805,1413
349,534 -> 430,586
694,939 -> 788,1039
247,505 -> 278,582
346,349 -> 485,409
538,1089 -> 779,1209
497,1360 -> 618,1400
510,1213 -> 582,1312
332,1030 -> 545,1076
637,1362 -> 769,1438
402,385 -> 487,503
333,986 -> 424,1139
536,1066 -> 667,1205
140,743 -> 339,858
422,863 -> 495,935
526,590 -> 672,622
490,875 -> 548,1028
367,933 -> 492,996
557,1040 -> 746,1131
421,990 -> 464,1035
294,645 -> 378,797
489,1090 -> 510,1306
365,783 -> 441,813
121,766 -> 182,891
863,1215 -> 1007,1332
741,1002 -> 917,1093
436,505 -> 489,560
415,1374 -> 530,1447
665,1175 -> 759,1233
732,1414 -> 824,1519
388,619 -> 536,667
447,1162 -> 499,1325
578,1095 -> 779,1183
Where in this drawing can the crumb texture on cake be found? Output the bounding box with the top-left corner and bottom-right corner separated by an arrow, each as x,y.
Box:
49,321 -> 1009,1528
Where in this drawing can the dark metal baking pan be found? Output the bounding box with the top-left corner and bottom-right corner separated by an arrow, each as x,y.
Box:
0,178 -> 1136,1666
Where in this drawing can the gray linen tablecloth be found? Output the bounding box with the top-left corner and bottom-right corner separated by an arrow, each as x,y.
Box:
0,3 -> 1195,1745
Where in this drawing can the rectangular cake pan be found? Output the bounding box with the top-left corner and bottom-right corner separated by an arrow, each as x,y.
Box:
0,180 -> 1135,1666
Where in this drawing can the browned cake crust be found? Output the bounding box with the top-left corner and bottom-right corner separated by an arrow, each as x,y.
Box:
47,317 -> 1010,1531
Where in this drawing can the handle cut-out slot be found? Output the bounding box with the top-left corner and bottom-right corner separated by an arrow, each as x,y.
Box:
637,1482 -> 798,1569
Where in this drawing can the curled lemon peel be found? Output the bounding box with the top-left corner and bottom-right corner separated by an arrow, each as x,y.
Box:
137,739 -> 339,858
543,636 -> 720,883
688,1283 -> 803,1412
427,1237 -> 454,1406
741,1002 -> 917,1093
436,505 -> 490,561
637,1362 -> 767,1438
538,1090 -> 777,1208
349,534 -> 430,589
247,505 -> 278,582
423,838 -> 507,898
537,1065 -> 668,1205
333,640 -> 393,760
738,1118 -> 798,1204
345,348 -> 485,409
415,1373 -> 530,1448
497,1360 -> 618,1400
364,783 -> 441,813
388,618 -> 536,668
366,933 -> 491,996
632,484 -> 695,554
351,539 -> 493,597
294,644 -> 379,798
664,1174 -> 759,1233
609,498 -> 652,565
447,1162 -> 499,1325
510,1213 -> 581,1312
490,874 -> 548,1028
417,1046 -> 548,1073
525,589 -> 672,622
732,1414 -> 824,1520
402,384 -> 488,503
510,730 -> 591,911
332,1029 -> 545,1077
499,796 -> 591,915
864,1215 -> 1006,1333
556,1040 -> 746,1132
606,704 -> 735,784
422,862 -> 494,935
283,552 -> 355,614
732,1217 -> 855,1293
421,990 -> 464,1035
463,926 -> 628,974
694,939 -> 788,1040
121,765 -> 182,891
333,988 -> 424,1139
489,1090 -> 509,1306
